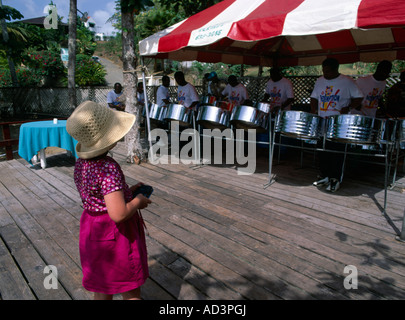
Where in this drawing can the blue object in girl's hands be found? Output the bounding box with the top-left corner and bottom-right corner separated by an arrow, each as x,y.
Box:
132,185 -> 153,198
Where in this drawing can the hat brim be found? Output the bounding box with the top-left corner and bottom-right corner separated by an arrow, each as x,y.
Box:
76,110 -> 135,159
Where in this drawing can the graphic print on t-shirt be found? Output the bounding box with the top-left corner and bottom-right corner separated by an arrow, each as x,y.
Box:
320,86 -> 340,111
269,87 -> 281,106
229,90 -> 240,105
364,88 -> 383,109
178,90 -> 186,105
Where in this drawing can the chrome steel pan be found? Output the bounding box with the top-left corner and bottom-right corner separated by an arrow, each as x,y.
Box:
216,101 -> 232,111
398,118 -> 405,141
255,102 -> 271,114
164,104 -> 192,127
230,105 -> 268,132
197,105 -> 230,129
326,114 -> 384,144
380,118 -> 398,145
200,95 -> 217,106
275,110 -> 323,140
144,103 -> 167,122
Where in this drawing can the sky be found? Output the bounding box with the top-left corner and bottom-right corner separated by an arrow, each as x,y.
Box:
3,0 -> 119,36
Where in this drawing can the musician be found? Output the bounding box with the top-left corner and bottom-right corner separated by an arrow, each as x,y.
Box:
174,71 -> 199,110
156,75 -> 171,107
107,82 -> 125,111
310,58 -> 363,192
349,60 -> 392,117
263,67 -> 294,112
221,75 -> 249,107
137,82 -> 145,107
206,71 -> 226,100
386,70 -> 405,118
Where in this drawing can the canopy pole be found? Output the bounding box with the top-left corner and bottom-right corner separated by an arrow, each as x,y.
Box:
141,57 -> 154,163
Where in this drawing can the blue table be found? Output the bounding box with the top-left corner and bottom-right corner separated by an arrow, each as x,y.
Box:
18,120 -> 78,168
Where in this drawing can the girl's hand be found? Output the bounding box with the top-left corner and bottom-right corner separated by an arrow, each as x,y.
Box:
135,194 -> 152,209
130,182 -> 144,193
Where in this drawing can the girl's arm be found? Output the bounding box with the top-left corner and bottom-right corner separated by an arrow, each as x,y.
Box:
104,190 -> 151,224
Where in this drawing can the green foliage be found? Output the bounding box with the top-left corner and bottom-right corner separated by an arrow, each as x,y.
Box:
120,0 -> 154,14
0,67 -> 42,87
191,62 -> 249,79
21,47 -> 64,79
282,65 -> 322,76
159,0 -> 221,17
0,5 -> 24,21
65,54 -> 107,86
0,50 -> 7,68
76,23 -> 97,55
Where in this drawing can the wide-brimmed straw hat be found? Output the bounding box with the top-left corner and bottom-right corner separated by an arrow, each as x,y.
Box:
66,100 -> 135,159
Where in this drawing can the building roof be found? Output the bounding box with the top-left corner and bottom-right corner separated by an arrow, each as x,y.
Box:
15,16 -> 68,28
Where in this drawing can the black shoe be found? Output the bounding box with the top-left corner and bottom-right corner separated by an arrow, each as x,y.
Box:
326,178 -> 340,192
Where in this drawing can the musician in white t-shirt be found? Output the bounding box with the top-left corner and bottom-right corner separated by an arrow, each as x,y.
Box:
137,82 -> 145,107
263,67 -> 294,111
156,75 -> 171,107
310,58 -> 363,193
221,75 -> 249,107
349,60 -> 392,118
107,83 -> 125,111
174,71 -> 199,110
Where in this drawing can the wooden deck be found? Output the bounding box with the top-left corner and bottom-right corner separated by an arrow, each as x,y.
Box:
1,140 -> 405,300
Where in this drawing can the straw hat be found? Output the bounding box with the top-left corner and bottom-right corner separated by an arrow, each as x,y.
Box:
66,100 -> 135,159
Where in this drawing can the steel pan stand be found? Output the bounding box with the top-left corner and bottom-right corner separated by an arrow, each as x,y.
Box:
188,110 -> 203,169
264,113 -> 276,189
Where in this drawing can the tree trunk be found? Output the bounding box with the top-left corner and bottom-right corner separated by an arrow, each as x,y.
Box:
68,0 -> 77,110
121,10 -> 142,163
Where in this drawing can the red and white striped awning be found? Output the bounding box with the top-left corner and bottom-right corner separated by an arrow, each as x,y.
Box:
139,0 -> 405,66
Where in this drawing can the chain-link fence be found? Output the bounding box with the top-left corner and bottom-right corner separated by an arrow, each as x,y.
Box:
0,74 -> 400,120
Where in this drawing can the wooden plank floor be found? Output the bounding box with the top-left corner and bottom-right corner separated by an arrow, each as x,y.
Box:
1,141 -> 405,300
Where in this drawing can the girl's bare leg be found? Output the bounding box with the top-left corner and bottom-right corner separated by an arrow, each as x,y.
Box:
122,287 -> 141,300
94,292 -> 113,300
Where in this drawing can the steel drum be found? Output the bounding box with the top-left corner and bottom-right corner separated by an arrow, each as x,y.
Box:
143,103 -> 167,123
197,105 -> 230,130
216,101 -> 233,111
398,118 -> 405,141
200,95 -> 217,106
230,105 -> 268,132
275,110 -> 323,140
255,102 -> 272,114
326,114 -> 384,144
397,118 -> 405,149
164,103 -> 192,127
380,118 -> 398,145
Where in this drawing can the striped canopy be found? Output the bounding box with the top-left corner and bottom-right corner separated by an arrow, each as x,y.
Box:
139,0 -> 405,66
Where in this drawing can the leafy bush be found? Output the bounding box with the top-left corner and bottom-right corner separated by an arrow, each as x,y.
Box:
21,47 -> 65,85
61,54 -> 107,87
0,67 -> 42,87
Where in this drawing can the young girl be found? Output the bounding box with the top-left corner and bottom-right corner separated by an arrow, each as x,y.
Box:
67,101 -> 151,300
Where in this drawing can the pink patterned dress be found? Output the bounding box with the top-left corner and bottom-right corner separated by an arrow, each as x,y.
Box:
74,156 -> 149,295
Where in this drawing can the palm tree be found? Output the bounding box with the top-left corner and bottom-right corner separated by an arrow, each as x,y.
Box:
68,0 -> 77,110
0,1 -> 23,87
120,0 -> 152,164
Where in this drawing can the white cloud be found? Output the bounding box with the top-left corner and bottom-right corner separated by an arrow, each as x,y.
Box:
92,9 -> 116,35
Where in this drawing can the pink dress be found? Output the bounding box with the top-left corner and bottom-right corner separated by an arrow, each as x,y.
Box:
74,156 -> 149,295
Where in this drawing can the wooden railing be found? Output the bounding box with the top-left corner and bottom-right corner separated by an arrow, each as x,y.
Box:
0,120 -> 30,160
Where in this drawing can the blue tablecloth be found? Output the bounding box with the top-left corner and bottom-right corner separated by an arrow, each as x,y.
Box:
18,120 -> 78,164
